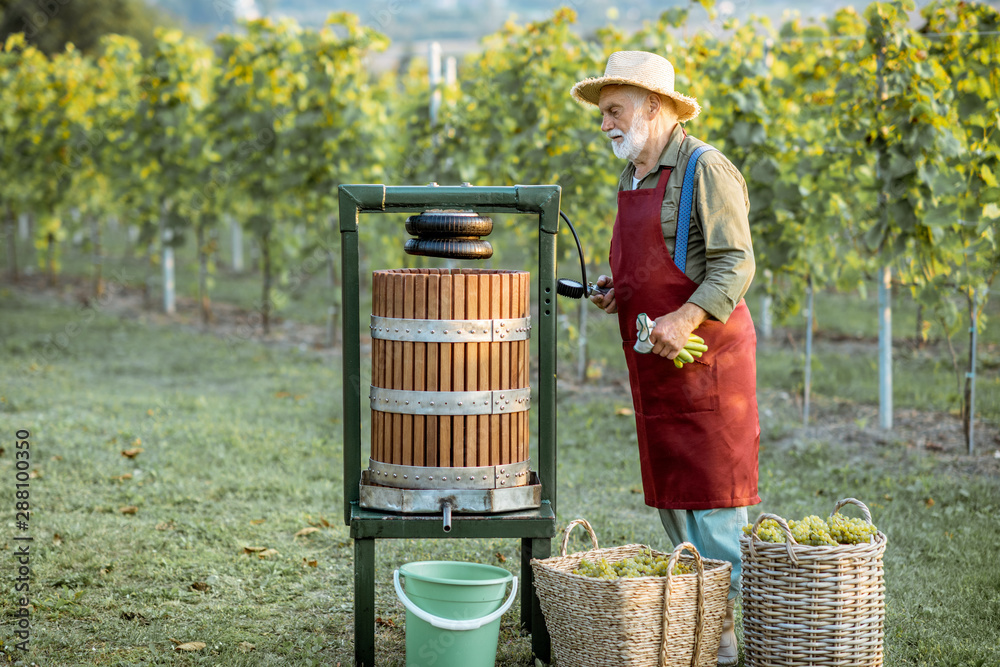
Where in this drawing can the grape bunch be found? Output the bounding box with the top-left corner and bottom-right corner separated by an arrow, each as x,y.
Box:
827,513 -> 879,544
572,548 -> 696,579
744,513 -> 878,546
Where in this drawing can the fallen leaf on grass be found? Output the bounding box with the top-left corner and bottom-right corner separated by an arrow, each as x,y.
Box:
170,640 -> 206,652
925,441 -> 944,452
294,527 -> 321,538
155,521 -> 174,531
495,552 -> 506,563
119,506 -> 139,515
303,558 -> 318,568
51,455 -> 62,461
121,448 -> 143,459
113,473 -> 133,482
243,546 -> 278,558
925,497 -> 936,508
375,616 -> 395,628
237,642 -> 255,653
191,582 -> 210,592
275,391 -> 291,398
53,533 -> 62,547
250,518 -> 266,525
304,516 -> 332,528
615,407 -> 634,416
28,469 -> 42,478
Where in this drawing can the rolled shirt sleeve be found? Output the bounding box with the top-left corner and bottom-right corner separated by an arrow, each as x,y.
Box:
686,158 -> 755,324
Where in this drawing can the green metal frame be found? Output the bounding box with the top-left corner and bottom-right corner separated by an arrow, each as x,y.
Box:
338,183 -> 562,667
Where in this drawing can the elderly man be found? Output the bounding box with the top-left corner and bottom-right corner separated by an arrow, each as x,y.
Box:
572,51 -> 759,665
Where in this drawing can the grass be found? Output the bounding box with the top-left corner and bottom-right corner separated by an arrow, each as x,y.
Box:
1,239 -> 999,665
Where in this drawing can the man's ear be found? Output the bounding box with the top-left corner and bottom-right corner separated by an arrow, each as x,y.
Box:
646,92 -> 661,118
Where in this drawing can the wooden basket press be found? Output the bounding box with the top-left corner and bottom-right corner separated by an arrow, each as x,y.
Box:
369,268 -> 531,473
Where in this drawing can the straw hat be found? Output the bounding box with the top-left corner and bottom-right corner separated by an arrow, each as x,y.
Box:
571,51 -> 701,122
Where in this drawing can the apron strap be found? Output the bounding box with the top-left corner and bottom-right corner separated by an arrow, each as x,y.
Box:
674,144 -> 717,273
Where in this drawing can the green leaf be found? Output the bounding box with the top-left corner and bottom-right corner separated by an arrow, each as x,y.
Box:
980,165 -> 998,189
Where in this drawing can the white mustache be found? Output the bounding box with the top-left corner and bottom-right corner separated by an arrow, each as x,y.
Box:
607,129 -> 624,139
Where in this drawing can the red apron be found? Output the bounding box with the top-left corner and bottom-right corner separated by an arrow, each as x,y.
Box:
610,167 -> 760,510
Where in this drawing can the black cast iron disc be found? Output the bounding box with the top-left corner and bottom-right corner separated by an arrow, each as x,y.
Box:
404,237 -> 494,260
405,211 -> 493,238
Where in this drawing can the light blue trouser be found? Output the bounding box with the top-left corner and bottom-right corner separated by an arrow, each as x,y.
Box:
657,507 -> 748,601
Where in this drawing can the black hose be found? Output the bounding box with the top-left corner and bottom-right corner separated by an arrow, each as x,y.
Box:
559,210 -> 588,298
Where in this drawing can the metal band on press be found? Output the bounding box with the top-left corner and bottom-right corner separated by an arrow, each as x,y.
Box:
366,458 -> 532,490
369,387 -> 531,415
370,316 -> 531,343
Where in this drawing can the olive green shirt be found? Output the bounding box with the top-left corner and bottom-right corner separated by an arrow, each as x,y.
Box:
617,124 -> 754,324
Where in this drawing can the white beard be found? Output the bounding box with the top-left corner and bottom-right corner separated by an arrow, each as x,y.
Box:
608,113 -> 649,161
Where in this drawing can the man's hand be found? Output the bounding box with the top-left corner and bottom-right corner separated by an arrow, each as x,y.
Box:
649,303 -> 709,359
589,274 -> 617,313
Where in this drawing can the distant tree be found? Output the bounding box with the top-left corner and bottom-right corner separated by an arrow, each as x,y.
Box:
0,0 -> 171,55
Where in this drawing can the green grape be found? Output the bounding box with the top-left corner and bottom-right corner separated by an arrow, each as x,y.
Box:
828,513 -> 878,544
745,512 -> 878,546
572,548 -> 696,579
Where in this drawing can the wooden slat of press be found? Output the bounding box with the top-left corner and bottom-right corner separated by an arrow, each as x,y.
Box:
401,274 -> 415,466
463,272 -> 478,468
425,272 -> 439,467
510,272 -> 522,464
372,272 -> 383,463
413,272 -> 426,467
476,271 -> 497,466
517,271 -> 532,461
489,273 -> 501,467
450,273 -> 465,466
381,273 -> 395,463
391,272 -> 405,466
438,274 -> 452,466
500,272 -> 512,465
512,272 -> 522,463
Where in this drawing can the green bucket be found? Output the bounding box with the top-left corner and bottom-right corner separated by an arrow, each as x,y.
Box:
394,561 -> 517,667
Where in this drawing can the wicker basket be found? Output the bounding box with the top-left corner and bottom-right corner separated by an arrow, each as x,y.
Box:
740,498 -> 888,667
531,519 -> 732,667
